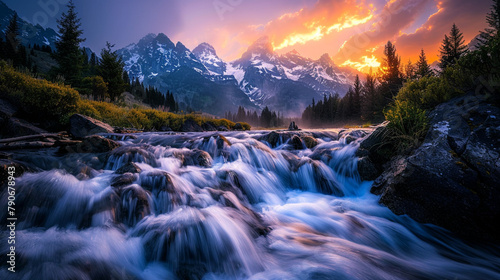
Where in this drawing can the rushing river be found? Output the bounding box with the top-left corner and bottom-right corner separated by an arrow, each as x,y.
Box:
1,130 -> 499,280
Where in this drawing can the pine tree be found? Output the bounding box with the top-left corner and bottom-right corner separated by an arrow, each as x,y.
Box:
97,42 -> 126,101
4,13 -> 20,65
352,75 -> 362,117
379,41 -> 402,100
478,0 -> 500,46
260,106 -> 272,127
416,49 -> 432,78
122,70 -> 131,92
404,59 -> 416,80
439,24 -> 467,70
361,74 -> 378,121
54,0 -> 86,85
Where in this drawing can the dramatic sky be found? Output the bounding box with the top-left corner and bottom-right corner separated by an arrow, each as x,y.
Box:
5,0 -> 492,72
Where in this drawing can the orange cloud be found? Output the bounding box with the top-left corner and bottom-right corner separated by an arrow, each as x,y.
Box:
341,55 -> 381,73
261,0 -> 375,52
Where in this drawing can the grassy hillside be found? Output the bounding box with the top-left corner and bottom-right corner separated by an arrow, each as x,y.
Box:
0,61 -> 250,131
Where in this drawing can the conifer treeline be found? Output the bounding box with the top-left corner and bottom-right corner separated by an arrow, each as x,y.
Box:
301,21 -> 471,126
0,0 -> 179,112
130,78 -> 179,111
0,12 -> 29,69
226,106 -> 285,128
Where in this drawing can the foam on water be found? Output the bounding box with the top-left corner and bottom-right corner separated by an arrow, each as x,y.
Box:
1,130 -> 499,279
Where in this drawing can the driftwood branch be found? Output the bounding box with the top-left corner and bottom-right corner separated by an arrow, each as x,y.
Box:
0,133 -> 64,144
0,141 -> 56,151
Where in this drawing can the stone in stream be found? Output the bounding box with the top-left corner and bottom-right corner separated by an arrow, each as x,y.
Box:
302,135 -> 318,149
115,162 -> 142,174
69,114 -> 114,139
288,121 -> 299,130
173,148 -> 213,167
289,135 -> 304,150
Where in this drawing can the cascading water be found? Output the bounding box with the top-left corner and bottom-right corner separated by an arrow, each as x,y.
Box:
1,130 -> 499,280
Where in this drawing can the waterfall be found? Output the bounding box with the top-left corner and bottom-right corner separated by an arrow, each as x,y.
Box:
1,130 -> 499,280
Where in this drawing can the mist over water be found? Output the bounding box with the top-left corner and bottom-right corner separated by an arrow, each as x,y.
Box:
1,130 -> 499,280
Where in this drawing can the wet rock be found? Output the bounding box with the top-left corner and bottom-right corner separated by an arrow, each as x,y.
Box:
309,148 -> 335,162
180,119 -> 203,132
280,151 -> 301,172
289,135 -> 304,150
355,125 -> 393,181
120,184 -> 151,226
174,149 -> 213,167
339,130 -> 368,144
202,121 -> 217,131
373,94 -> 500,241
259,131 -> 298,148
215,134 -> 231,149
217,125 -> 229,131
288,121 -> 299,130
111,172 -> 137,187
140,170 -> 191,214
261,131 -> 281,147
69,114 -> 114,139
302,135 -> 318,149
60,135 -> 121,154
115,162 -> 142,174
357,156 -> 379,181
106,145 -> 158,170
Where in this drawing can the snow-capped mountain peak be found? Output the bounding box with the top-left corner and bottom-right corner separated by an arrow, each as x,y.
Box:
193,42 -> 226,75
118,33 -> 208,82
118,34 -> 356,116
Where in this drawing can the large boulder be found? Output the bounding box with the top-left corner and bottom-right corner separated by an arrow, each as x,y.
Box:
372,94 -> 500,241
302,135 -> 318,149
69,114 -> 114,139
356,125 -> 391,181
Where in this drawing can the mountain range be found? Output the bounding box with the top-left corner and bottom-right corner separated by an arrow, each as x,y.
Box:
0,0 -> 358,117
117,33 -> 359,116
0,1 -> 58,50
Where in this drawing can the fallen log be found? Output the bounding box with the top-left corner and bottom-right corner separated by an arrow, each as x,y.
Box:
0,141 -> 56,151
0,133 -> 64,144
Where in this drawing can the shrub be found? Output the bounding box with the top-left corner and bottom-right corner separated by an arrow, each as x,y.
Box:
384,99 -> 428,153
0,61 -> 79,123
126,109 -> 150,130
397,76 -> 459,109
77,99 -> 101,119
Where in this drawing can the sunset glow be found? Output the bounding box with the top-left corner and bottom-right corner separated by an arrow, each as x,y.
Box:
341,55 -> 381,73
326,14 -> 374,33
273,26 -> 325,50
6,0 -> 489,74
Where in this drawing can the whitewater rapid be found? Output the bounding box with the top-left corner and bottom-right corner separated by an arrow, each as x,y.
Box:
1,130 -> 499,280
